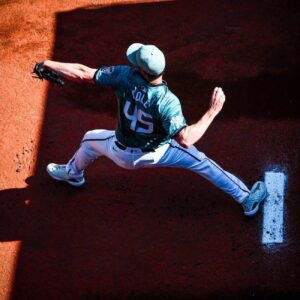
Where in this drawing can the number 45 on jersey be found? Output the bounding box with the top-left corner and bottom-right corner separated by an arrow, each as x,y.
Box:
123,100 -> 154,134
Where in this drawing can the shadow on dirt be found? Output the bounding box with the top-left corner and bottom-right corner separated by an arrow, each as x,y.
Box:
48,0 -> 299,120
1,0 -> 300,299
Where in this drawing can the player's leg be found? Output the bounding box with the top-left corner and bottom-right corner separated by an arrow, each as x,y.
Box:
156,140 -> 267,215
67,129 -> 115,173
46,129 -> 115,186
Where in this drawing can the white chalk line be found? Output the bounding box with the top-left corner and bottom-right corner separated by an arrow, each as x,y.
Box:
262,171 -> 286,245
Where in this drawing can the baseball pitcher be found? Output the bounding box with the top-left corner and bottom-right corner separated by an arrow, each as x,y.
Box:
35,43 -> 267,216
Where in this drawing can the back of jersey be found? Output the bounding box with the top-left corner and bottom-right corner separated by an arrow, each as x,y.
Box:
94,65 -> 187,149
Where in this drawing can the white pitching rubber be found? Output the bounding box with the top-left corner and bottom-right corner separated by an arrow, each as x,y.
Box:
262,171 -> 286,244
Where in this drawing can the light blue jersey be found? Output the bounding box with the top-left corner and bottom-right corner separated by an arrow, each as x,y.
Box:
94,65 -> 187,149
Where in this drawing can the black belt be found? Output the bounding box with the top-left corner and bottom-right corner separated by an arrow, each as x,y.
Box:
115,141 -> 155,152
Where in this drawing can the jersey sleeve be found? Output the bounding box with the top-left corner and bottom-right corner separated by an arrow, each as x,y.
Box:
159,94 -> 187,137
93,65 -> 131,88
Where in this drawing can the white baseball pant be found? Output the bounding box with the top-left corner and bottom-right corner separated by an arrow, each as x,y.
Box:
67,129 -> 250,203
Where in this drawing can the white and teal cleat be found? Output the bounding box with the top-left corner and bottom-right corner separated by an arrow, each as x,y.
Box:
242,181 -> 267,216
46,163 -> 85,187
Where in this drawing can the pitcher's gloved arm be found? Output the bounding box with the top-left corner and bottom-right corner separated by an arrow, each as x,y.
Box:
39,60 -> 97,83
175,87 -> 225,148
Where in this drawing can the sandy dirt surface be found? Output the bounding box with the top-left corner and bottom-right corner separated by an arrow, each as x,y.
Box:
0,0 -> 300,299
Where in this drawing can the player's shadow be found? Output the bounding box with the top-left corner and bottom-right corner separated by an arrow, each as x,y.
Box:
2,0 -> 299,299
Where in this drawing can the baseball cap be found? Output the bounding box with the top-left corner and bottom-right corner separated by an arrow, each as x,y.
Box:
126,43 -> 165,76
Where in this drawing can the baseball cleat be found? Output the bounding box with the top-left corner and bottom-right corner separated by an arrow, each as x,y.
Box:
46,163 -> 85,187
242,181 -> 267,216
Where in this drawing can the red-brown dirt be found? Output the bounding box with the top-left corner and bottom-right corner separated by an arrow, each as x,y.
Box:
1,0 -> 300,299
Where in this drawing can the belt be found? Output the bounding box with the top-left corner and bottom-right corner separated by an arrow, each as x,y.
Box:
115,141 -> 155,153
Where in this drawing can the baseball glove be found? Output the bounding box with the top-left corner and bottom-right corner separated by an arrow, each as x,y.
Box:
33,63 -> 64,86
